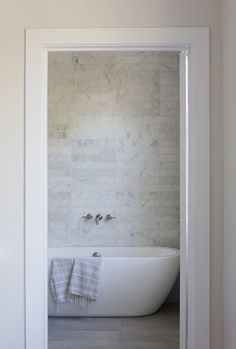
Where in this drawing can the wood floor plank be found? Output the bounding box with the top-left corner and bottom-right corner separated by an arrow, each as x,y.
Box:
48,303 -> 179,349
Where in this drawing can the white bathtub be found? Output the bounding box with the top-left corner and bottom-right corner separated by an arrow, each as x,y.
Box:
48,247 -> 180,317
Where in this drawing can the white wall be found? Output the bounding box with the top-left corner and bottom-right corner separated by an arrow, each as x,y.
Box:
222,0 -> 236,348
0,1 -> 222,348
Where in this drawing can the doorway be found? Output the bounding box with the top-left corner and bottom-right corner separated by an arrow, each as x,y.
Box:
25,28 -> 209,349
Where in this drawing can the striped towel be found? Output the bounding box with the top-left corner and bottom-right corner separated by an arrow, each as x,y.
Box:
50,258 -> 74,304
50,257 -> 102,308
69,257 -> 102,307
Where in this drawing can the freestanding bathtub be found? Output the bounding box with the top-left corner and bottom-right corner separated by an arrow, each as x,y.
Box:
48,247 -> 179,317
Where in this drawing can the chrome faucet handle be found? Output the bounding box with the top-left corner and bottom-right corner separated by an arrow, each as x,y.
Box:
105,214 -> 116,220
95,214 -> 103,225
82,213 -> 93,219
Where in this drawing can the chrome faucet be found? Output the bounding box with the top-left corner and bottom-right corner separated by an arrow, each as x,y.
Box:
95,214 -> 103,225
105,214 -> 116,221
82,213 -> 93,220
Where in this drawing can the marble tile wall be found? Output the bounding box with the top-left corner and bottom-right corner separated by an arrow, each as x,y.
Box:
48,51 -> 180,247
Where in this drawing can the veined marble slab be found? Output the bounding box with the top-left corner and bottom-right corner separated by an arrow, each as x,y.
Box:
48,51 -> 180,248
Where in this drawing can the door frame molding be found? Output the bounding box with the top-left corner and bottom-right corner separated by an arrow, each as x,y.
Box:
25,27 -> 209,349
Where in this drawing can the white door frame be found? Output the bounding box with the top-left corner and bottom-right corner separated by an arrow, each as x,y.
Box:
25,28 -> 209,349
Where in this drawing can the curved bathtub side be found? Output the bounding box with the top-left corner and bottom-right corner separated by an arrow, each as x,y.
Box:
48,252 -> 179,317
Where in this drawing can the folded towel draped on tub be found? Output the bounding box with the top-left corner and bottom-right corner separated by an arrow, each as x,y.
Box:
50,258 -> 74,304
50,257 -> 102,309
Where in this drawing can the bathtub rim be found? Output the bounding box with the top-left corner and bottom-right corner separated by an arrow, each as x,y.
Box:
47,246 -> 180,260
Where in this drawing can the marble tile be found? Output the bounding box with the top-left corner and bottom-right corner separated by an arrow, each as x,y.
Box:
48,51 -> 180,248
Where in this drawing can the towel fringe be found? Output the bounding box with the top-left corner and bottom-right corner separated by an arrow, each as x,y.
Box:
55,294 -> 95,312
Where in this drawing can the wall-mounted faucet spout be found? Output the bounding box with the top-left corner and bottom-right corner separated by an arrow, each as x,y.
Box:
95,214 -> 103,225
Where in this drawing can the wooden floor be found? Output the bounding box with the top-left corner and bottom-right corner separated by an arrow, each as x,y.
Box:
48,303 -> 179,349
